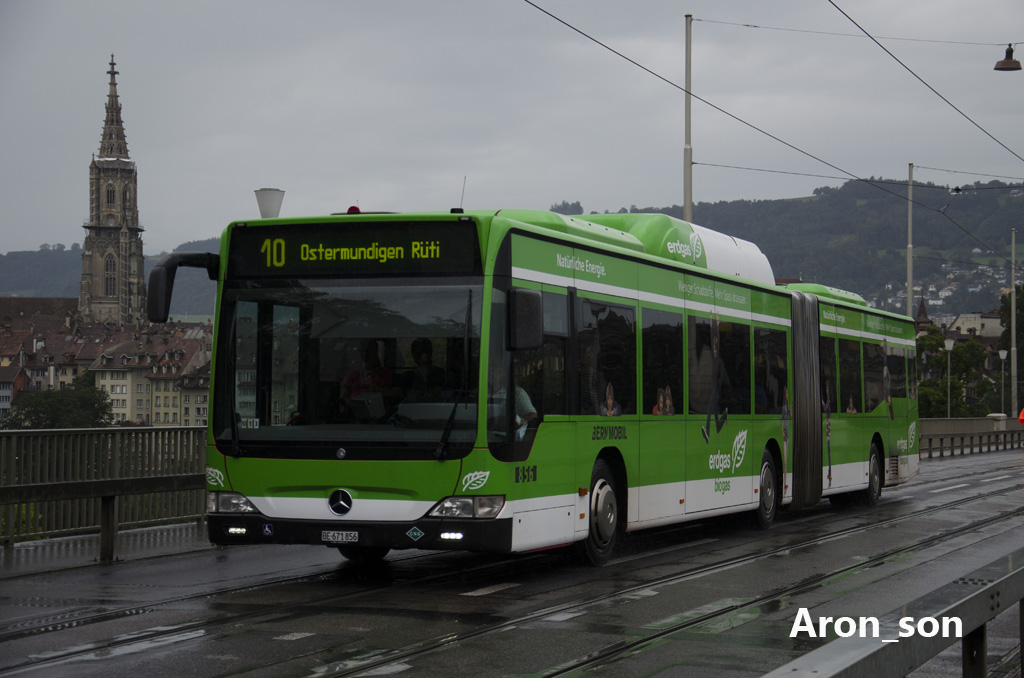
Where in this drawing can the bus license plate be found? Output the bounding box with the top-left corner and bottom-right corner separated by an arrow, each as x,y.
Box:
322,530 -> 358,544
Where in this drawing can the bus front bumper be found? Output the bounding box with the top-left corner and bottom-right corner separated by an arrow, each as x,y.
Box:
207,513 -> 514,553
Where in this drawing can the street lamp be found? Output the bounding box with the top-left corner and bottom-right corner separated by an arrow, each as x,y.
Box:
255,188 -> 285,219
994,44 -> 1022,71
996,55 -> 1019,417
945,337 -> 955,419
999,349 -> 1008,414
684,14 -> 693,222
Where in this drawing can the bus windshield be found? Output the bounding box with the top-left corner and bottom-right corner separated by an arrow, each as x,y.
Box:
214,278 -> 482,459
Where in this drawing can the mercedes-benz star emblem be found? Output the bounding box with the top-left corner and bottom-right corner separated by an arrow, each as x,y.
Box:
328,489 -> 354,516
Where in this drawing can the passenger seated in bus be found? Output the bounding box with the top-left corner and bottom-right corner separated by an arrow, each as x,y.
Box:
399,338 -> 446,402
601,382 -> 622,417
488,357 -> 537,440
652,386 -> 675,415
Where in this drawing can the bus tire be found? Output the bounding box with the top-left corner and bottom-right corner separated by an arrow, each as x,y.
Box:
862,444 -> 882,506
755,449 -> 778,529
580,459 -> 619,566
338,545 -> 390,565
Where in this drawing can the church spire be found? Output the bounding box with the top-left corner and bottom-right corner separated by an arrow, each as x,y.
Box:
99,54 -> 130,159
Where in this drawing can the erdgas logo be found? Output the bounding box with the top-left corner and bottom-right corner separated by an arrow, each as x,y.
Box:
667,233 -> 704,261
690,232 -> 703,258
667,239 -> 693,258
461,471 -> 490,491
732,429 -> 747,471
709,451 -> 732,473
708,430 -> 749,473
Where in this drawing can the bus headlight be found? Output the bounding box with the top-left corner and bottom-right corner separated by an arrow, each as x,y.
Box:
429,496 -> 505,519
208,491 -> 258,514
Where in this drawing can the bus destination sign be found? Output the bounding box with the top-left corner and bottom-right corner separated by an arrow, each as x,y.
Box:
228,220 -> 480,277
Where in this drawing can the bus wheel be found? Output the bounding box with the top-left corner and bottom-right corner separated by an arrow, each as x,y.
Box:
755,449 -> 778,529
862,444 -> 882,506
580,459 -> 619,566
338,545 -> 390,565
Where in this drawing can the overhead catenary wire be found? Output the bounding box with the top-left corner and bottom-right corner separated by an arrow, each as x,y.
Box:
522,0 -> 1019,270
698,161 -> 1024,191
694,18 -> 1021,48
827,0 -> 1024,167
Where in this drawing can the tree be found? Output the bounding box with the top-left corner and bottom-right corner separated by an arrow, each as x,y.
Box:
550,201 -> 583,216
915,330 -> 993,417
3,372 -> 112,429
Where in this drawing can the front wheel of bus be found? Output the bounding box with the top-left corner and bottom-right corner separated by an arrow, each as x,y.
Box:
580,460 -> 619,566
755,450 -> 778,529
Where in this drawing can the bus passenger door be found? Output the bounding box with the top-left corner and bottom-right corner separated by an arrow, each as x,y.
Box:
686,309 -> 754,513
639,307 -> 686,522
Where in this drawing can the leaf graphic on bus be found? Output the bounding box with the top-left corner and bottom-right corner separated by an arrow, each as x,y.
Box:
206,466 -> 225,488
690,232 -> 703,259
908,422 -> 917,450
461,471 -> 490,492
732,429 -> 748,472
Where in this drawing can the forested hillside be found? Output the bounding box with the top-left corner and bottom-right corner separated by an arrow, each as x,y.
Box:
557,178 -> 1023,314
3,179 -> 1021,318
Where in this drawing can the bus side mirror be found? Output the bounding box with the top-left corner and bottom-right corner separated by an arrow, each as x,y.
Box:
509,288 -> 543,351
147,252 -> 220,323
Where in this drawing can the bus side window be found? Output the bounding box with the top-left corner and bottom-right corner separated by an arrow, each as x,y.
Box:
642,308 -> 683,415
863,343 -> 886,413
578,300 -> 636,416
908,349 -> 918,400
720,321 -> 751,416
839,338 -> 863,415
688,316 -> 712,415
754,327 -> 787,415
819,336 -> 837,416
541,291 -> 568,415
887,345 -> 907,399
509,290 -> 568,425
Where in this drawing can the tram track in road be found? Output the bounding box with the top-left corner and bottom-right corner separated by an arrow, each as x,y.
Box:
2,481 -> 1021,677
0,550 -> 563,675
290,483 -> 1024,677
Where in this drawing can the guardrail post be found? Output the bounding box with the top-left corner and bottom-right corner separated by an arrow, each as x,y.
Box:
961,623 -> 986,678
99,494 -> 117,563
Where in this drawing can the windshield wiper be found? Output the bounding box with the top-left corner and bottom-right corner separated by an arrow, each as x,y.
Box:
435,289 -> 472,461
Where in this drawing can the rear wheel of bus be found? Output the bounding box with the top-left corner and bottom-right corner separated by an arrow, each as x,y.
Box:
755,449 -> 778,529
861,443 -> 882,506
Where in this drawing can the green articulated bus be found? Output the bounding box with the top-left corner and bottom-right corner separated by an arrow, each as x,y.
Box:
148,208 -> 919,566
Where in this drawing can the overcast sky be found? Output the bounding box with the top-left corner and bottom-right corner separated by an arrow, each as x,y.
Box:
2,0 -> 1023,255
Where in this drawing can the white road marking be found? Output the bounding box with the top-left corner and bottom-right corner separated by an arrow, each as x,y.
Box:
461,582 -> 521,597
929,484 -> 970,493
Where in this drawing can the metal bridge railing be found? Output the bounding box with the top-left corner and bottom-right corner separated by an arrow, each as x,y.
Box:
764,546 -> 1024,678
919,430 -> 1024,458
0,426 -> 206,560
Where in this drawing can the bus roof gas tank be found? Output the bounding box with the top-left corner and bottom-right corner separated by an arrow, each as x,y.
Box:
580,213 -> 776,287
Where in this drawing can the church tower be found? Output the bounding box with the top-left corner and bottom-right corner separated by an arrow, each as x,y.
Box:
78,55 -> 146,326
